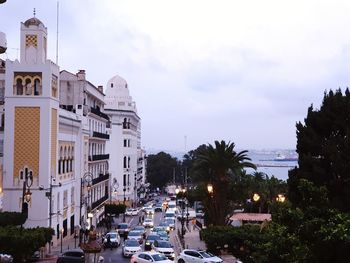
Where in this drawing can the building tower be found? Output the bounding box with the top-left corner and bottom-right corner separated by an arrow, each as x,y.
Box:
104,75 -> 145,206
3,17 -> 60,228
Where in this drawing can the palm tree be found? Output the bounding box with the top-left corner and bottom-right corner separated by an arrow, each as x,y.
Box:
193,140 -> 256,225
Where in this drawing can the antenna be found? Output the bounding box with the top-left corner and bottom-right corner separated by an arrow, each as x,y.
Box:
55,1 -> 59,64
184,135 -> 187,153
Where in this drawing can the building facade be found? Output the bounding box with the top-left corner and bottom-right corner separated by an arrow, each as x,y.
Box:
104,75 -> 146,206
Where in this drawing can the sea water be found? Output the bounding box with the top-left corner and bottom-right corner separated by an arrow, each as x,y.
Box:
245,150 -> 298,182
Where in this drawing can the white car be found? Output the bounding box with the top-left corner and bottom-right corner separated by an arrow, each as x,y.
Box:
131,252 -> 173,263
103,232 -> 121,248
177,249 -> 223,263
122,239 -> 142,257
142,218 -> 154,228
145,207 -> 155,215
131,208 -> 139,216
126,208 -> 134,216
151,240 -> 175,260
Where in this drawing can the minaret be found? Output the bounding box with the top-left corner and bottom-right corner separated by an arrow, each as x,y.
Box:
3,15 -> 59,228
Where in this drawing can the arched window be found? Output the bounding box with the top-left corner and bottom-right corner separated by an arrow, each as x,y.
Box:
16,79 -> 23,95
34,78 -> 41,95
123,156 -> 127,168
25,78 -> 32,95
123,118 -> 127,129
128,157 -> 130,168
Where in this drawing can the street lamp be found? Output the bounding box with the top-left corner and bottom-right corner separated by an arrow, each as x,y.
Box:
253,193 -> 260,202
276,194 -> 286,203
180,188 -> 187,237
39,177 -> 61,254
175,188 -> 180,206
60,228 -> 64,253
21,168 -> 33,216
207,183 -> 213,196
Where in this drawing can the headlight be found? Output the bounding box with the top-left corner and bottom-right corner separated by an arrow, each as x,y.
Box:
146,242 -> 150,245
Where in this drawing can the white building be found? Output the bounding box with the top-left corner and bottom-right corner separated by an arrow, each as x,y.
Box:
1,16 -> 111,247
104,75 -> 146,206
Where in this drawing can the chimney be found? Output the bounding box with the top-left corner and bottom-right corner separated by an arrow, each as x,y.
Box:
98,85 -> 103,93
77,70 -> 86,81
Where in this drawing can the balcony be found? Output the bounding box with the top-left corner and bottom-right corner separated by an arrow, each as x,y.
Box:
92,194 -> 109,210
88,154 -> 110,161
90,107 -> 109,121
92,131 -> 109,140
92,173 -> 110,185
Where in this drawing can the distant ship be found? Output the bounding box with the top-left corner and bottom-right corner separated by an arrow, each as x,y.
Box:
274,154 -> 298,162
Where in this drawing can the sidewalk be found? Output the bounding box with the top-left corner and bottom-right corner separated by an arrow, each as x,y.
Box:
175,220 -> 238,263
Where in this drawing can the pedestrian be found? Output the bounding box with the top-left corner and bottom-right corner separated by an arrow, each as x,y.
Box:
192,218 -> 196,230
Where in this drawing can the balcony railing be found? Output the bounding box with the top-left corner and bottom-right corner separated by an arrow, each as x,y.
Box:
92,173 -> 110,185
92,194 -> 109,210
88,154 -> 110,161
90,107 -> 109,121
92,131 -> 110,140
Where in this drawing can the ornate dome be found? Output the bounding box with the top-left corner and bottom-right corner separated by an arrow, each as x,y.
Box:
23,17 -> 45,27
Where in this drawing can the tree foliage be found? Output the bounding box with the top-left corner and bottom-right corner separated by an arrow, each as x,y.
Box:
146,152 -> 179,190
0,212 -> 27,227
288,89 -> 350,212
192,140 -> 256,225
0,226 -> 54,262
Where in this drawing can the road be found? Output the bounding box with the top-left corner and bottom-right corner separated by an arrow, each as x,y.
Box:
101,207 -> 177,263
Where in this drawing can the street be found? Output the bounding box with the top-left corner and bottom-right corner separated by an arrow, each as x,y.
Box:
101,207 -> 176,262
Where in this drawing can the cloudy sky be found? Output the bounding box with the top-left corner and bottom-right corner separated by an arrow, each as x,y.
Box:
1,0 -> 349,152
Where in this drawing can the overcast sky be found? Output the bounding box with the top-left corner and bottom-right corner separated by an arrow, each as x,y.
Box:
1,0 -> 349,152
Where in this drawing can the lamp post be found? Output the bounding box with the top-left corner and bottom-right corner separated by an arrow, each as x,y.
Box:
39,177 -> 61,254
21,168 -> 34,216
123,182 -> 131,222
253,193 -> 261,213
175,188 -> 180,206
180,188 -> 186,237
60,228 -> 64,253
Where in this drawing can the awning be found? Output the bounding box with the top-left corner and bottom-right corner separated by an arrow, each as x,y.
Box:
229,213 -> 271,222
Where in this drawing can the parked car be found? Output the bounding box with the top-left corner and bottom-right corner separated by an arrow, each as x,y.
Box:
117,223 -> 130,237
177,249 -> 223,263
131,252 -> 172,263
102,232 -> 121,248
152,240 -> 175,260
144,233 -> 161,251
127,230 -> 144,244
177,209 -> 196,220
142,218 -> 154,228
122,239 -> 142,258
56,249 -> 85,263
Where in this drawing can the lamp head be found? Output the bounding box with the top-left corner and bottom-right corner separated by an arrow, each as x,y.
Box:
207,183 -> 213,194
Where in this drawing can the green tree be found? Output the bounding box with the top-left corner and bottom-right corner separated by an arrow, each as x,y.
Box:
146,152 -> 179,190
288,89 -> 350,212
193,140 -> 256,225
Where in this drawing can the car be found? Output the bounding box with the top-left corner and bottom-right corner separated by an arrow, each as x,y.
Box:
117,223 -> 130,237
154,203 -> 163,212
127,230 -> 144,244
152,240 -> 175,260
122,239 -> 142,257
131,208 -> 140,216
125,208 -> 133,216
144,234 -> 161,251
177,249 -> 223,263
131,251 -> 173,263
142,218 -> 154,228
56,249 -> 85,263
102,231 -> 121,248
157,231 -> 169,241
164,218 -> 175,230
144,207 -> 155,215
133,225 -> 147,238
164,211 -> 176,221
153,226 -> 167,233
158,222 -> 171,234
177,209 -> 196,220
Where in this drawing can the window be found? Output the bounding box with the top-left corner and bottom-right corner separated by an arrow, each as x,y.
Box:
63,190 -> 68,208
124,139 -> 127,147
71,187 -> 75,205
111,83 -> 113,88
